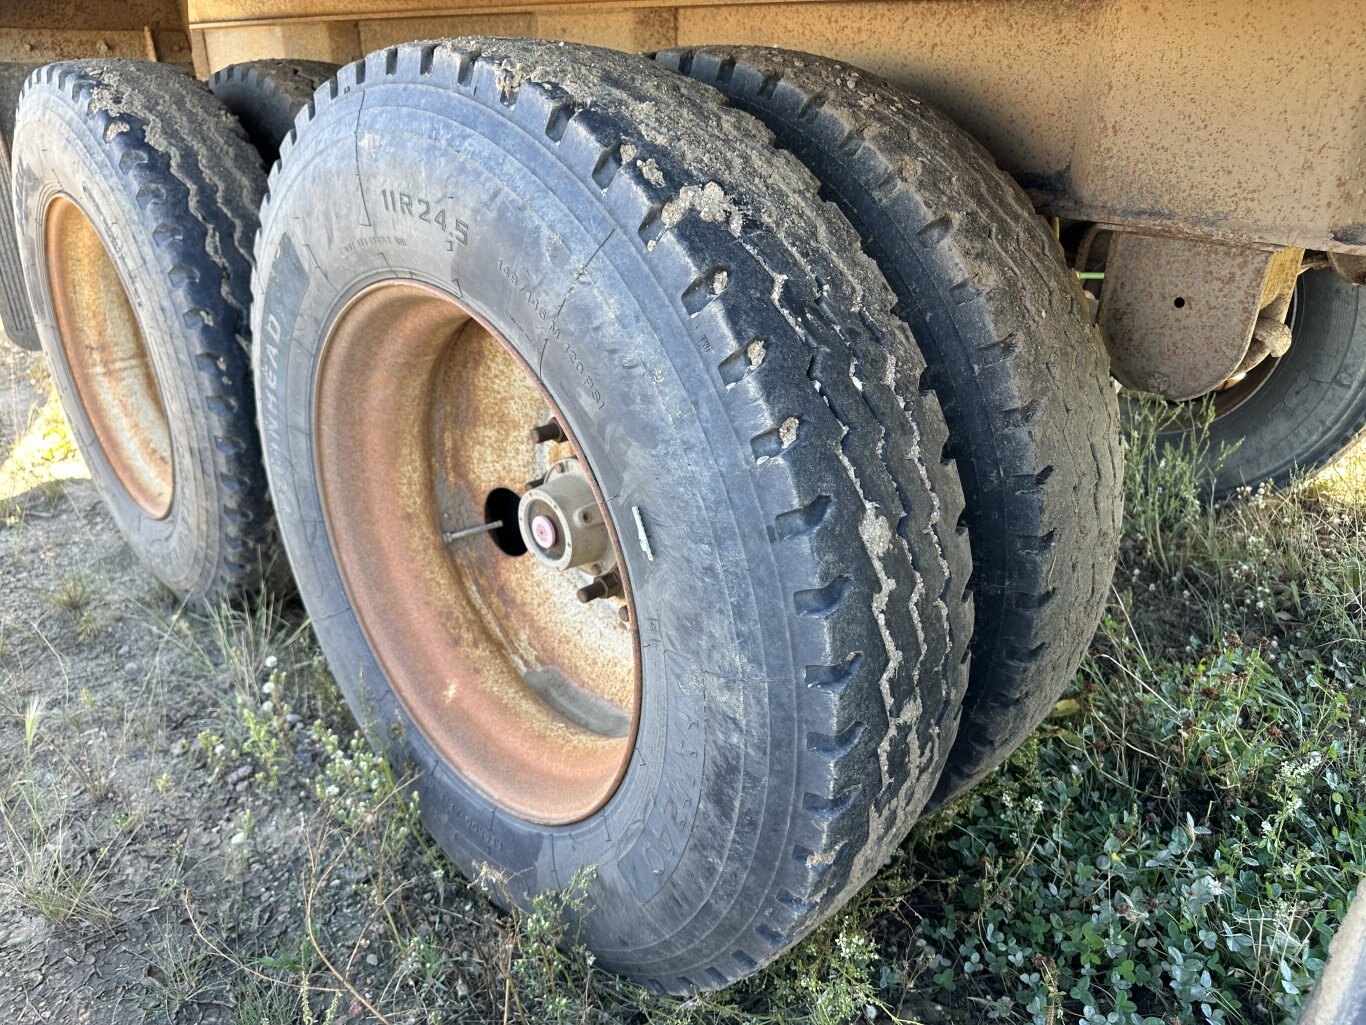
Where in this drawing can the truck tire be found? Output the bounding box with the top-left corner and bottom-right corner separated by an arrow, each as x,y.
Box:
1151,267 -> 1366,500
0,62 -> 41,351
11,60 -> 273,602
254,37 -> 972,991
207,59 -> 339,165
654,46 -> 1123,808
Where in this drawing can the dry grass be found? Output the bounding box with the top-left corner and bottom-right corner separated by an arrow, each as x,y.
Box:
1,340 -> 1362,1025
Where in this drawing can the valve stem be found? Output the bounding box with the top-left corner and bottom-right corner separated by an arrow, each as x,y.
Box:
444,519 -> 503,544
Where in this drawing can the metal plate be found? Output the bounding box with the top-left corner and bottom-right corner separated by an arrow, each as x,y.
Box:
1100,234 -> 1299,401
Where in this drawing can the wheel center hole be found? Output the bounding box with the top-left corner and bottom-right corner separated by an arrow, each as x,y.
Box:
483,487 -> 528,556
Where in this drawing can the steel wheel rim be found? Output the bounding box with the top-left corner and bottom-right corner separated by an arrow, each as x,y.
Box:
313,281 -> 640,825
44,195 -> 174,519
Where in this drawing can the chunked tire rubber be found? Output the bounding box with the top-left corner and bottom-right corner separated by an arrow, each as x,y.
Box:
11,60 -> 273,602
207,59 -> 339,165
254,37 -> 972,991
656,46 -> 1123,807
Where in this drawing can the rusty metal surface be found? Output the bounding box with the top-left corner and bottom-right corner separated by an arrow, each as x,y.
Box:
1100,234 -> 1304,401
0,30 -> 155,62
44,196 -> 174,518
0,0 -> 184,31
0,0 -> 190,64
180,0 -> 1365,256
313,281 -> 638,826
1330,252 -> 1366,287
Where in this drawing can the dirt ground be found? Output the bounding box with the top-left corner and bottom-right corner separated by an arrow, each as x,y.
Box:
0,339 -> 358,1024
3,331 -> 1360,1025
0,338 -> 573,1025
0,346 -> 238,1020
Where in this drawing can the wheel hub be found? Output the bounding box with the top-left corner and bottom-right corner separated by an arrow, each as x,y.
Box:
518,458 -> 615,576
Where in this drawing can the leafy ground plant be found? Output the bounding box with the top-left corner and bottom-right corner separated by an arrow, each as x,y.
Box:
887,404 -> 1366,1025
2,335 -> 1363,1025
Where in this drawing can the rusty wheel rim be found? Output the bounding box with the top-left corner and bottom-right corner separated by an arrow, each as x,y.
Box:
45,196 -> 174,518
313,281 -> 640,825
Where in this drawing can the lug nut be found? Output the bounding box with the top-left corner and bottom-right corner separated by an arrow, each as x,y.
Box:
530,419 -> 566,444
530,514 -> 558,550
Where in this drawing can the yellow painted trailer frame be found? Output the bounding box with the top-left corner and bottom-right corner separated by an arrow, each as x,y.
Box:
10,0 -> 1362,258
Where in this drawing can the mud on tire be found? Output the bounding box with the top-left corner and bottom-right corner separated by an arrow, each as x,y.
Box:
253,37 -> 972,991
655,46 -> 1124,807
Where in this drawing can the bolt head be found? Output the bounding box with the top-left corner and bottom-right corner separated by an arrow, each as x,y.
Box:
530,514 -> 558,550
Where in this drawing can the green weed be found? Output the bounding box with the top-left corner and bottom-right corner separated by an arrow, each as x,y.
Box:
893,403 -> 1366,1024
48,570 -> 92,616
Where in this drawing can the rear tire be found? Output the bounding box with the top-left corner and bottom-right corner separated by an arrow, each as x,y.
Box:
0,62 -> 41,351
655,46 -> 1123,808
207,59 -> 339,165
1151,267 -> 1366,500
254,37 -> 972,992
11,60 -> 273,602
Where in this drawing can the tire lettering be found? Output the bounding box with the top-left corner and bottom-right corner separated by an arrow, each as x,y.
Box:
620,655 -> 708,902
382,187 -> 468,245
498,258 -> 604,410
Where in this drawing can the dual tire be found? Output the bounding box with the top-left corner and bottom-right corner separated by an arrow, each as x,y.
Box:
10,38 -> 1126,990
250,38 -> 1119,988
9,59 -> 334,602
253,39 -> 974,990
10,61 -> 273,600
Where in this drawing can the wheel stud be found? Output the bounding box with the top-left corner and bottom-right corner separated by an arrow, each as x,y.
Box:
530,419 -> 566,444
577,571 -> 623,603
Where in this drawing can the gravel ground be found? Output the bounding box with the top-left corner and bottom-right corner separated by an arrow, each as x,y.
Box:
0,340 -> 336,1023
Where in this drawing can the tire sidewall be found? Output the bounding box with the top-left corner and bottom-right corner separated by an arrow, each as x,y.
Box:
255,75 -> 810,976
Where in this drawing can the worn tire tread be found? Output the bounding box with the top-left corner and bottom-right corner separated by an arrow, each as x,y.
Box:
16,59 -> 273,598
260,37 -> 973,989
655,46 -> 1123,806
